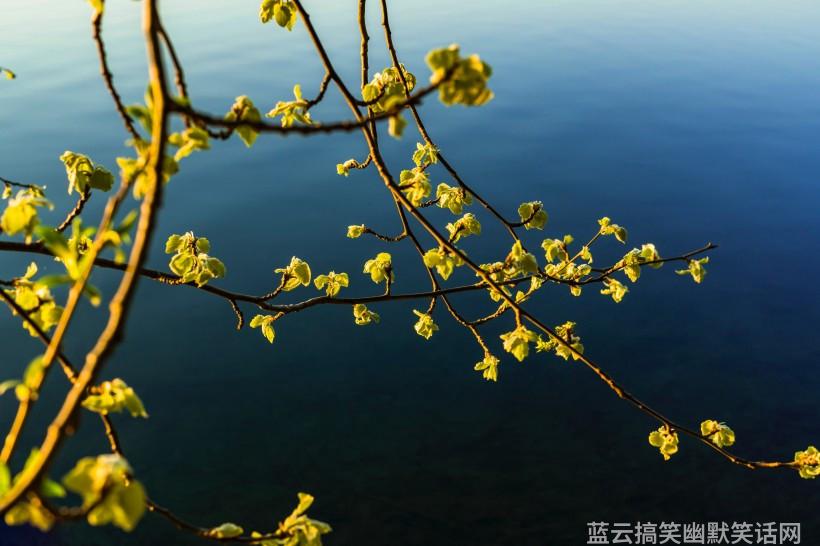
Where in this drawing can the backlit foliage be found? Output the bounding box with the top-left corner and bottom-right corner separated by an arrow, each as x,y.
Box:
648,425 -> 680,461
225,95 -> 262,147
700,420 -> 735,448
0,188 -> 51,241
60,151 -> 115,195
62,455 -> 147,531
3,264 -> 64,337
260,0 -> 299,31
353,303 -> 379,326
275,256 -> 312,291
412,310 -> 438,340
314,271 -> 349,297
267,85 -> 313,127
794,446 -> 820,479
426,45 -> 493,106
0,0 -> 814,542
362,65 -> 416,137
82,379 -> 148,418
165,232 -> 226,287
363,252 -> 393,284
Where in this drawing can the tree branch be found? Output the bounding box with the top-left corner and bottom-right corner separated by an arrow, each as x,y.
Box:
171,74 -> 448,136
92,6 -> 140,140
0,0 -> 171,516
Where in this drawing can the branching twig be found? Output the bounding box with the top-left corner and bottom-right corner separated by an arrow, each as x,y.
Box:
305,72 -> 331,110
171,75 -> 448,136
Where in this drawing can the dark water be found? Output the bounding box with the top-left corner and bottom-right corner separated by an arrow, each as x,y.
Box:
2,1 -> 820,545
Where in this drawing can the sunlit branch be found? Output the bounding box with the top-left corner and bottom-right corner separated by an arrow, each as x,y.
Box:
0,0 -> 171,517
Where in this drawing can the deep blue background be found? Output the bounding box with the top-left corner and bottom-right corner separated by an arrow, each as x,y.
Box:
1,1 -> 819,545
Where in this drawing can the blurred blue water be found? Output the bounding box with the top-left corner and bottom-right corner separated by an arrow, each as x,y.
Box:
1,1 -> 820,545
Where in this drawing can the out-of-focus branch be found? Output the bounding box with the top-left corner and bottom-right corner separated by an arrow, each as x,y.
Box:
0,0 -> 172,516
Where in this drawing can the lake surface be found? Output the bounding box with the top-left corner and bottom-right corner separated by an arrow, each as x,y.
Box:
2,1 -> 820,545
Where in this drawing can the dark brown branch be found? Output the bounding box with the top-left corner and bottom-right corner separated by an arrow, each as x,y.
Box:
305,73 -> 331,109
356,154 -> 372,169
353,85 -> 386,107
0,239 -> 530,312
92,8 -> 140,141
582,243 -> 716,282
228,299 -> 243,330
157,22 -> 188,100
0,239 -> 715,324
259,275 -> 286,301
0,175 -> 43,192
56,190 -> 91,233
362,226 -> 406,242
148,499 -> 288,543
171,74 -> 447,136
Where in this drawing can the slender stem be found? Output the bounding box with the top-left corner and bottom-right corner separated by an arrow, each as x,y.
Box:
92,6 -> 140,140
0,176 -> 43,191
172,74 -> 447,135
0,290 -> 77,382
377,0 -> 520,241
157,22 -> 188,99
305,73 -> 331,109
358,0 -> 370,89
56,190 -> 91,233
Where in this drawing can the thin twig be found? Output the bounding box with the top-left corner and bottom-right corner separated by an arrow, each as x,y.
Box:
92,7 -> 140,140
171,75 -> 448,135
56,190 -> 91,233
